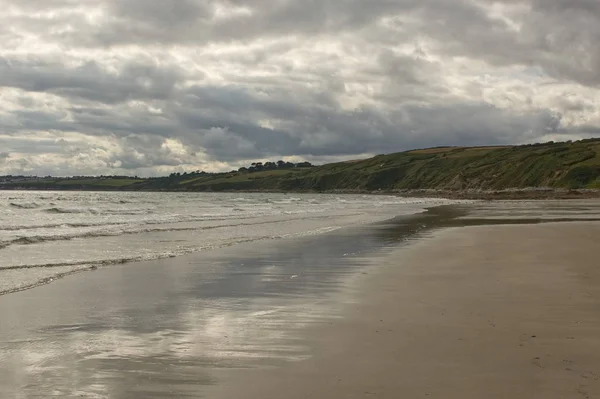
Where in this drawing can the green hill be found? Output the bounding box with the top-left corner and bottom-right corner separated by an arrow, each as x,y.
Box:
3,139 -> 600,195
134,138 -> 600,193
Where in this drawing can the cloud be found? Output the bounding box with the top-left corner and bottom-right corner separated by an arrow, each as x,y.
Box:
0,56 -> 187,104
0,0 -> 598,176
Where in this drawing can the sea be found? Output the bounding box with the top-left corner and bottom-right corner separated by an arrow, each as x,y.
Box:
0,191 -> 453,295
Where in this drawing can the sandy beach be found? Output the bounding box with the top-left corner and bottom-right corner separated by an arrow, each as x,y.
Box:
211,222 -> 600,399
2,201 -> 600,398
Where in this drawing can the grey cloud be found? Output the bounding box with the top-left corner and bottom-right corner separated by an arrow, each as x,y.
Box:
517,0 -> 600,85
174,111 -> 300,160
0,76 -> 584,170
0,134 -> 86,155
0,56 -> 187,104
175,86 -> 565,158
68,106 -> 177,137
4,0 -> 599,89
0,0 -> 599,176
421,0 -> 600,86
198,128 -> 262,159
289,104 -> 556,156
3,0 -> 443,47
567,125 -> 600,135
111,0 -> 213,25
377,50 -> 434,86
552,96 -> 596,113
111,141 -> 187,170
0,0 -> 81,10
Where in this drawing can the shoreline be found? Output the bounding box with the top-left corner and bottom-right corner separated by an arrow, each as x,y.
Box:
0,202 -> 435,297
4,199 -> 600,298
1,192 -> 449,297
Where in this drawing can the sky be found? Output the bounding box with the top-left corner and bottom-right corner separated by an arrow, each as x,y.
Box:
0,0 -> 599,176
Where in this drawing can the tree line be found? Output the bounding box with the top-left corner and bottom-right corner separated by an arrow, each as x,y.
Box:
166,160 -> 314,179
238,160 -> 313,173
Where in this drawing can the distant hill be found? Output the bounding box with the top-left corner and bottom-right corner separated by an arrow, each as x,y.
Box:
2,139 -> 600,196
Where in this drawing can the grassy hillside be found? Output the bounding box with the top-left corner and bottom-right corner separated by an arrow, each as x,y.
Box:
2,139 -> 600,193
135,138 -> 600,192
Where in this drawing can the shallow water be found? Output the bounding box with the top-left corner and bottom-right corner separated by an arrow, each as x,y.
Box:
0,191 -> 453,294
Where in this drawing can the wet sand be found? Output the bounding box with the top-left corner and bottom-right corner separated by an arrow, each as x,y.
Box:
2,201 -> 600,398
211,222 -> 600,399
0,215 -> 428,398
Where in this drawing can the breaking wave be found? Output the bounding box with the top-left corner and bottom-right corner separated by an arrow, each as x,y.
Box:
0,224 -> 350,295
0,227 -> 200,250
0,221 -> 129,232
43,207 -> 151,216
45,207 -> 100,214
10,202 -> 41,209
0,215 -> 344,251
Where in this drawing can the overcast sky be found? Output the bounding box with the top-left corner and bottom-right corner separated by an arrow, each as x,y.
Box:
0,0 -> 599,176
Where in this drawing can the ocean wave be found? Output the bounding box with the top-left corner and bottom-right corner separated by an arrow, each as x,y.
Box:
0,221 -> 272,249
0,257 -> 139,272
0,221 -> 129,232
45,207 -> 100,214
0,213 -> 349,247
10,202 -> 41,209
0,226 -> 343,273
0,268 -> 93,296
43,207 -> 152,216
101,209 -> 154,216
0,226 -> 203,250
0,223 -> 351,296
275,226 -> 342,238
0,242 -> 230,296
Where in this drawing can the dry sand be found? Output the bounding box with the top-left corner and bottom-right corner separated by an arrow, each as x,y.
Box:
210,222 -> 600,399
